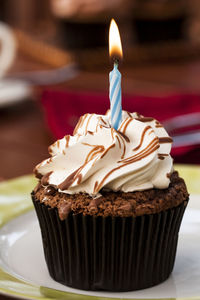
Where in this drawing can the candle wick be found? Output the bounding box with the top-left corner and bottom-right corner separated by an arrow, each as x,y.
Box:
114,60 -> 119,69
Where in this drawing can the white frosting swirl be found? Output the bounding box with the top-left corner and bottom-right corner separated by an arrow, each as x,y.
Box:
35,111 -> 173,195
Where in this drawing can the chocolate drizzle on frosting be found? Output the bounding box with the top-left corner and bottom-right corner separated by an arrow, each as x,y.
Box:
85,114 -> 93,134
158,153 -> 168,160
35,110 -> 173,195
100,117 -> 107,125
155,120 -> 163,128
41,172 -> 53,186
135,117 -> 154,122
73,114 -> 88,135
84,144 -> 105,163
34,168 -> 43,179
117,131 -> 130,143
101,144 -> 115,159
133,126 -> 151,151
159,137 -> 173,143
116,135 -> 121,149
94,137 -> 160,193
58,168 -> 81,190
65,135 -> 70,147
121,118 -> 133,135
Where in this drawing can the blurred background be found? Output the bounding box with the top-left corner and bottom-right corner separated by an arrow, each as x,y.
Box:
1,0 -> 200,180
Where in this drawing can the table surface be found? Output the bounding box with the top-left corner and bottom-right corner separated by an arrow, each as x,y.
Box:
1,54 -> 200,299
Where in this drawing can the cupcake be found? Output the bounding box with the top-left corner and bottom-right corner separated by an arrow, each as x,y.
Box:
32,110 -> 189,291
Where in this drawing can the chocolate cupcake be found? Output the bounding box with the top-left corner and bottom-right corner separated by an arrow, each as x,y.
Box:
32,110 -> 189,291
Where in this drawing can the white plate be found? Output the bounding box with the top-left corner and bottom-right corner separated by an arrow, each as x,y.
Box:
0,194 -> 199,300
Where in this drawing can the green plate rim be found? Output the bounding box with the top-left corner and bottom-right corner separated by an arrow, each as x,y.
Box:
0,164 -> 199,300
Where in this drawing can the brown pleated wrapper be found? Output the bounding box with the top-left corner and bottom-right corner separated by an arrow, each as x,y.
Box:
32,194 -> 188,291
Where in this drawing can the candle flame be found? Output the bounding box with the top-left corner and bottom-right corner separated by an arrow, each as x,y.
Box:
109,19 -> 123,60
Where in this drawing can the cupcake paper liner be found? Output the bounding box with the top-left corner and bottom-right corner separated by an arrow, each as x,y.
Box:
32,194 -> 188,291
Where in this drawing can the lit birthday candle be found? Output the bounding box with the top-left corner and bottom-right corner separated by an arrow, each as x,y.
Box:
109,19 -> 123,130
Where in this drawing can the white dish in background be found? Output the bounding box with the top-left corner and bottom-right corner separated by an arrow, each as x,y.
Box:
0,79 -> 31,108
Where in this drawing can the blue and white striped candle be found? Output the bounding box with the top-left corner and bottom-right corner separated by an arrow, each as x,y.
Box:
109,62 -> 122,130
109,19 -> 123,130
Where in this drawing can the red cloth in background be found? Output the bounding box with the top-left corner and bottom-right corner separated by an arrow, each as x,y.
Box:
41,89 -> 200,164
